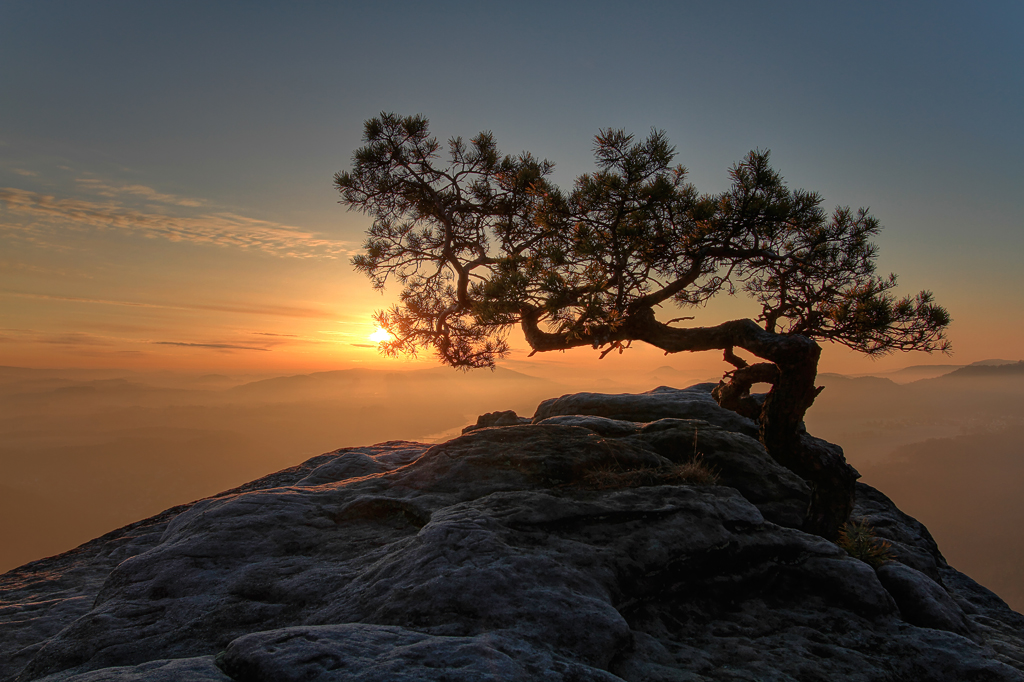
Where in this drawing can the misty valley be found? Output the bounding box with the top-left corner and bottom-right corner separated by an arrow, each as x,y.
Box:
1,360 -> 1022,610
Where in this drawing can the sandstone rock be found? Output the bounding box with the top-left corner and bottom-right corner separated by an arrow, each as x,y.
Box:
462,410 -> 532,434
532,384 -> 759,437
2,387 -> 1022,682
533,388 -> 809,528
35,657 -> 230,682
217,617 -> 622,682
876,562 -> 972,635
624,418 -> 810,528
295,449 -> 390,486
535,415 -> 641,437
852,482 -> 947,580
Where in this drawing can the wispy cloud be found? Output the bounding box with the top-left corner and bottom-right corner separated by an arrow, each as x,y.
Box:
74,178 -> 203,207
0,290 -> 334,319
0,329 -> 117,346
350,343 -> 377,348
153,341 -> 270,351
13,169 -> 38,177
39,332 -> 115,346
0,326 -> 281,353
0,187 -> 356,258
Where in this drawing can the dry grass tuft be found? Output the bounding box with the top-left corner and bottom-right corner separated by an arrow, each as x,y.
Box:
578,456 -> 719,490
838,518 -> 895,568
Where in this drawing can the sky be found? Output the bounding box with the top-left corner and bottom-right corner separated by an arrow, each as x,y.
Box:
1,1 -> 1021,377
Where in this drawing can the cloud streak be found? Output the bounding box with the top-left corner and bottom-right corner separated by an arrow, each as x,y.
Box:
0,187 -> 356,258
40,332 -> 115,346
0,329 -> 118,347
74,178 -> 203,207
0,290 -> 334,319
0,326 -> 294,353
153,341 -> 270,351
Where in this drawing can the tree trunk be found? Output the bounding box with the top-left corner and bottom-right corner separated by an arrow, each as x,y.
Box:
712,360 -> 779,420
755,341 -> 859,540
520,308 -> 860,538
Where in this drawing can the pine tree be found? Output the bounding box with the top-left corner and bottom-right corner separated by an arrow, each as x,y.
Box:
335,113 -> 950,538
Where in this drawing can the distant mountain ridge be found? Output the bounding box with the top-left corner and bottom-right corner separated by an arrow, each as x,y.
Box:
227,365 -> 556,401
937,360 -> 1024,379
846,359 -> 1019,383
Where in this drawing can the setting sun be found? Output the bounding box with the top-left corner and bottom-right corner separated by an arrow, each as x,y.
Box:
368,326 -> 392,344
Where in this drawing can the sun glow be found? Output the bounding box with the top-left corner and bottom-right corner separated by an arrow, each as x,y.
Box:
368,326 -> 392,344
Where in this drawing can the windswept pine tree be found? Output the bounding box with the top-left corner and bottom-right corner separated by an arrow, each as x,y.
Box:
335,113 -> 950,537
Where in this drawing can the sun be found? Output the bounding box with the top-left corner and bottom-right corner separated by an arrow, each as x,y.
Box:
368,326 -> 392,344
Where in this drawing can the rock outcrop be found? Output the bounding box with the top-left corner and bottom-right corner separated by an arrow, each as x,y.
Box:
2,385 -> 1022,681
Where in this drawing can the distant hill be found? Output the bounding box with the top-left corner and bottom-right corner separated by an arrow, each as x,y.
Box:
227,365 -> 556,402
815,372 -> 904,397
642,365 -> 720,390
866,364 -> 963,382
848,359 -> 1019,384
806,362 -> 1024,472
937,361 -> 1024,380
0,366 -> 142,385
0,377 -> 200,412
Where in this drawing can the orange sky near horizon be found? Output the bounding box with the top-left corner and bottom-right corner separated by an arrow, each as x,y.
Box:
0,166 -> 1017,378
0,187 -> 1013,380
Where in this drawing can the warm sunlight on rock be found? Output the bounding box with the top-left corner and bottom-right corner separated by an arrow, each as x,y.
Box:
368,326 -> 392,344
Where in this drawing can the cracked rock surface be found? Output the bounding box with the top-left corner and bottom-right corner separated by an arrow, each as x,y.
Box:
2,386 -> 1022,681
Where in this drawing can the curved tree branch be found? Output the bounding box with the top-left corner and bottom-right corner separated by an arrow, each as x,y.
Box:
340,114 -> 948,539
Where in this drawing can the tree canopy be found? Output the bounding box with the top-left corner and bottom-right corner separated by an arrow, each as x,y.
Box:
335,112 -> 951,537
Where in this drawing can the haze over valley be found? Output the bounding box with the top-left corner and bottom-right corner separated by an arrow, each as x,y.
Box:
2,359 -> 1021,609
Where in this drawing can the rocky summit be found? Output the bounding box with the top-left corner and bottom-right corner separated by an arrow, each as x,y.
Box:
2,385 -> 1022,681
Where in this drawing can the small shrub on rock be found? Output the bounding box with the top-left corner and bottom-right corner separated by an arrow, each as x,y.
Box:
579,456 -> 719,490
838,518 -> 895,568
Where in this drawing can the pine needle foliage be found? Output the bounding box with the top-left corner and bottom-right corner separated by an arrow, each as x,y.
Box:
336,113 -> 951,370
